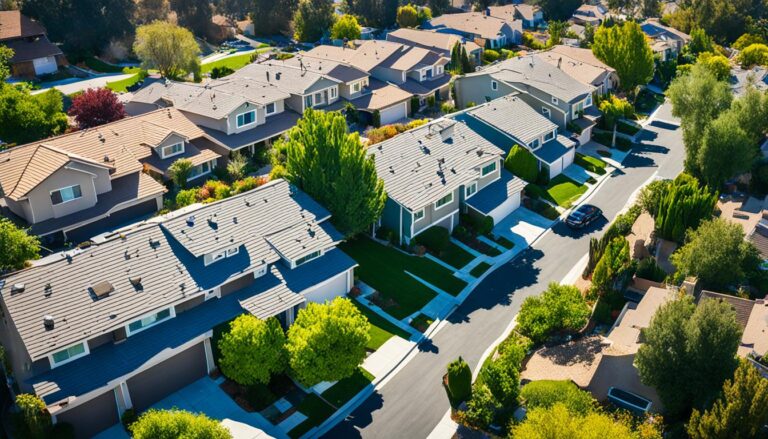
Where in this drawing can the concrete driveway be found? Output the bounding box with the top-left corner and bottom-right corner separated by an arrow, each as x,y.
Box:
492,207 -> 556,248
31,73 -> 136,96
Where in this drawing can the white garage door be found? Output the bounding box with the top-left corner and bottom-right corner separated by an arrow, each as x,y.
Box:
563,148 -> 575,168
379,102 -> 408,125
302,270 -> 351,304
488,192 -> 521,225
33,56 -> 58,75
549,159 -> 564,179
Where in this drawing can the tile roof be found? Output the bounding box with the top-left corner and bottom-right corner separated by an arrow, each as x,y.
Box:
201,110 -> 301,149
386,28 -> 481,55
698,291 -> 756,330
538,46 -> 615,87
304,40 -> 408,73
368,118 -> 505,210
264,221 -> 341,262
428,12 -> 518,40
466,94 -> 557,145
466,169 -> 526,215
0,11 -> 47,40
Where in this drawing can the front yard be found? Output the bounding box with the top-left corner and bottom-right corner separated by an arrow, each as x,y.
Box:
574,153 -> 607,175
320,368 -> 374,407
437,241 -> 475,269
350,298 -> 412,350
288,394 -> 336,439
526,175 -> 588,209
634,88 -> 665,115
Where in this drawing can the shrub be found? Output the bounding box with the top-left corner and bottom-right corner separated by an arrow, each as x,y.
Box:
415,226 -> 451,252
738,43 -> 768,68
654,173 -> 717,243
497,331 -> 533,357
231,176 -> 265,194
120,408 -> 137,430
130,409 -> 231,439
210,65 -> 234,79
483,49 -> 500,63
371,109 -> 381,127
426,94 -> 436,108
218,315 -> 287,385
522,32 -> 545,50
465,101 -> 476,109
410,96 -> 420,115
227,152 -> 247,180
591,236 -> 631,295
505,144 -> 539,183
175,188 -> 199,207
635,258 -> 666,282
520,380 -> 596,415
447,356 -> 472,403
481,354 -> 520,406
440,102 -> 457,114
15,394 -> 51,439
168,158 -> 193,188
458,383 -> 498,430
516,283 -> 591,343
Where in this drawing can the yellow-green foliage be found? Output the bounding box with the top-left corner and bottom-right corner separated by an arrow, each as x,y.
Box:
130,409 -> 231,439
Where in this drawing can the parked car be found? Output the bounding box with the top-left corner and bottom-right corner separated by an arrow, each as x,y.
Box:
565,204 -> 602,228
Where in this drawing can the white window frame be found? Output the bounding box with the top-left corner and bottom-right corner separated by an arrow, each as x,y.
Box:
265,102 -> 276,115
50,184 -> 82,206
465,181 -> 478,199
236,110 -> 256,128
434,192 -> 454,210
586,94 -> 593,107
481,161 -> 497,177
295,250 -> 322,267
161,142 -> 184,159
544,130 -> 555,142
542,107 -> 551,118
352,82 -> 361,93
49,342 -> 89,368
413,208 -> 425,222
125,307 -> 175,336
189,160 -> 214,180
226,246 -> 240,257
530,139 -> 540,149
314,91 -> 325,106
491,80 -> 498,91
254,264 -> 268,278
436,65 -> 443,75
330,87 -> 337,99
205,249 -> 227,266
551,96 -> 559,105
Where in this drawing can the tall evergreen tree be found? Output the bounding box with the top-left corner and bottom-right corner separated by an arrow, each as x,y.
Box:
653,173 -> 717,243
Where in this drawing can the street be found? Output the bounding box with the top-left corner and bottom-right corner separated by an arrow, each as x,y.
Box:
324,108 -> 685,438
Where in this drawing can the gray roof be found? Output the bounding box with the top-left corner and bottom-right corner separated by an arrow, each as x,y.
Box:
208,77 -> 291,105
396,74 -> 452,96
201,110 -> 301,149
0,179 -> 337,360
369,118 -> 505,210
427,12 -> 520,41
276,55 -> 369,83
730,66 -> 768,96
466,169 -> 526,215
265,221 -> 342,262
231,62 -> 339,95
467,94 -> 558,145
533,135 -> 576,164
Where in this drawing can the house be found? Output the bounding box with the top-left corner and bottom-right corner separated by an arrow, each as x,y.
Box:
304,40 -> 451,116
571,4 -> 607,26
640,18 -> 691,61
0,10 -> 66,77
454,55 -> 598,140
369,118 -> 525,244
538,45 -> 619,95
729,66 -> 768,96
455,94 -> 578,179
425,12 -> 523,48
488,3 -> 544,29
0,179 -> 357,438
386,28 -> 483,67
697,291 -> 768,359
0,109 -> 227,244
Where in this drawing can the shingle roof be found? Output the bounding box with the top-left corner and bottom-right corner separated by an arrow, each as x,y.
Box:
0,11 -> 47,40
0,179 -> 338,360
641,19 -> 691,42
274,56 -> 369,83
4,36 -> 62,63
466,169 -> 526,215
533,135 -> 576,164
698,291 -> 756,329
348,79 -> 413,111
467,94 -> 557,145
538,46 -> 615,87
264,221 -> 341,262
368,118 -> 505,210
201,110 -> 301,149
386,28 -> 481,55
428,12 -> 517,40
488,4 -> 540,22
231,62 -> 337,94
305,40 -> 408,73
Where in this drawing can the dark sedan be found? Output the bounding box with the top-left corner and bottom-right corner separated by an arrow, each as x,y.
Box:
565,204 -> 602,228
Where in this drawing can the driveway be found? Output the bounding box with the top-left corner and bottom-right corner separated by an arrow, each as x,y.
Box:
31,73 -> 136,96
492,207 -> 556,248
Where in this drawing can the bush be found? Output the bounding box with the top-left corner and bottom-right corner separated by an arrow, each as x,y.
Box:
218,315 -> 287,385
654,173 -> 717,243
483,49 -> 500,63
231,176 -> 265,194
210,65 -> 234,79
522,32 -> 545,50
635,258 -> 666,282
738,43 -> 768,67
371,109 -> 381,127
447,356 -> 472,403
458,383 -> 498,430
130,409 -> 231,439
120,408 -> 137,430
516,283 -> 591,343
481,354 -> 521,406
415,226 -> 451,252
175,188 -> 198,208
410,96 -> 420,115
505,145 -> 539,183
426,95 -> 436,108
441,102 -> 457,114
520,380 -> 596,415
15,394 -> 51,439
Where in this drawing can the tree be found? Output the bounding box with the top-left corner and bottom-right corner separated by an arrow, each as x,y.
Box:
599,95 -> 635,148
169,0 -> 212,37
130,409 -> 231,439
671,218 -> 761,291
168,158 -> 193,188
504,145 -> 539,183
133,21 -> 201,79
458,383 -> 498,430
67,88 -> 126,129
520,380 -> 596,415
663,0 -> 764,44
218,315 -> 287,385
0,45 -> 13,81
696,52 -> 730,81
636,295 -> 742,416
281,109 -> 386,237
210,66 -> 234,79
0,218 -> 40,272
446,356 -> 472,403
547,20 -> 568,47
738,43 -> 768,67
697,110 -> 755,188
733,33 -> 766,50
226,151 -> 247,181
653,173 -> 717,243
293,0 -> 335,43
343,0 -> 397,28
0,87 -> 68,145
667,63 -> 732,174
688,359 -> 768,439
591,236 -> 630,295
730,86 -> 768,146
516,283 -> 591,343
592,21 -> 654,95
331,14 -> 361,40
427,0 -> 449,16
15,394 -> 51,439
135,0 -> 170,24
481,352 -> 520,406
250,0 -> 297,35
396,3 -> 419,28
581,22 -> 595,48
686,28 -> 715,57
286,297 -> 370,386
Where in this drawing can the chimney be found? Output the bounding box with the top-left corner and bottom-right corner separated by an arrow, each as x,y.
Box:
43,315 -> 54,330
681,277 -> 701,297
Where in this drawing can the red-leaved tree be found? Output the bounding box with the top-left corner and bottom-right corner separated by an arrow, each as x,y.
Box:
68,88 -> 126,129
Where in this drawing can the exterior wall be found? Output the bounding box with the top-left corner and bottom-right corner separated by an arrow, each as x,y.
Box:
124,102 -> 160,116
0,300 -> 35,389
305,78 -> 340,95
154,133 -> 188,159
219,271 -> 256,297
514,92 -> 568,127
302,269 -> 351,304
339,78 -> 369,100
179,110 -> 228,133
286,94 -> 305,113
10,60 -> 36,77
455,74 -> 516,108
55,388 -> 119,439
25,166 -> 99,223
371,66 -> 406,84
4,197 -> 33,224
226,102 -> 265,135
174,295 -> 205,314
87,332 -> 114,351
411,186 -> 460,238
475,158 -> 502,191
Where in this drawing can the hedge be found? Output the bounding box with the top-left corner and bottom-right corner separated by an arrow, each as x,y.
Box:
505,144 -> 539,183
415,226 -> 451,252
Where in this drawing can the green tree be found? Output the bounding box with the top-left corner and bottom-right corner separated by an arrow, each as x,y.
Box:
130,409 -> 231,439
510,403 -> 652,439
667,63 -> 732,175
281,109 -> 386,237
636,295 -> 742,416
697,110 -> 755,188
331,14 -> 361,40
520,380 -> 596,415
686,28 -> 715,57
671,218 -> 761,291
653,173 -> 717,243
0,87 -> 68,145
480,352 -> 520,406
591,236 -> 630,295
175,188 -> 198,207
592,21 -> 654,95
427,0 -> 449,16
695,52 -> 730,81
343,0 -> 397,28
169,0 -> 212,37
250,0 -> 297,35
532,0 -> 582,20
730,86 -> 768,146
293,0 -> 335,43
15,394 -> 51,439
581,22 -> 595,48
599,95 -> 635,148
134,21 -> 201,79
446,356 -> 472,403
286,297 -> 370,386
168,158 -> 193,188
0,218 -> 40,272
516,283 -> 591,343
458,383 -> 497,430
0,45 -> 13,81
738,43 -> 768,67
733,33 -> 766,50
547,20 -> 568,47
218,315 -> 287,385
688,359 -> 768,439
504,145 -> 539,182
226,151 -> 247,181
396,3 -> 419,28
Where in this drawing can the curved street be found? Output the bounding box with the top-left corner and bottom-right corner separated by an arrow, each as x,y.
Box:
324,107 -> 685,439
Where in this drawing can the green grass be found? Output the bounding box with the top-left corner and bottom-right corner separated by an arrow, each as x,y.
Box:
350,298 -> 411,350
289,394 -> 336,439
532,201 -> 561,220
321,368 -> 374,407
489,235 -> 515,249
526,175 -> 588,208
617,120 -> 641,136
84,57 -> 124,73
634,88 -> 665,114
574,153 -> 607,175
106,72 -> 142,92
409,313 -> 435,332
438,241 -> 475,269
201,52 -> 255,74
470,262 -> 492,277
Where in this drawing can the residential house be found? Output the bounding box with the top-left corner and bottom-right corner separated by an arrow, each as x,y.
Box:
571,4 -> 608,26
0,108 -> 226,244
425,12 -> 523,48
305,40 -> 451,116
386,28 -> 483,67
538,45 -> 618,95
455,94 -> 577,179
488,3 -> 544,29
454,55 -> 598,143
369,118 -> 525,244
0,11 -> 66,77
697,291 -> 768,359
0,179 -> 357,438
640,18 -> 691,61
730,66 -> 768,96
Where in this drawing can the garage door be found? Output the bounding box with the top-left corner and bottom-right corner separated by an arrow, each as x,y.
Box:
56,389 -> 118,439
379,102 -> 408,125
303,270 -> 350,304
549,159 -> 564,179
488,192 -> 521,224
562,148 -> 575,168
126,342 -> 207,411
33,56 -> 58,75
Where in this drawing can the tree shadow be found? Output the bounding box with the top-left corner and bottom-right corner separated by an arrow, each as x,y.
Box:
323,392 -> 384,438
417,337 -> 439,354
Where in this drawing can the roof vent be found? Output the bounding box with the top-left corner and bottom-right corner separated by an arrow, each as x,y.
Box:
104,154 -> 111,162
43,315 -> 54,330
90,281 -> 114,299
186,216 -> 196,226
10,283 -> 25,294
44,283 -> 52,297
129,277 -> 142,290
276,72 -> 282,80
208,216 -> 218,229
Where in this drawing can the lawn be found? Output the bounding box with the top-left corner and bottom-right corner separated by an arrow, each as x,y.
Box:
106,72 -> 143,93
320,368 -> 374,407
83,57 -> 124,73
617,120 -> 641,136
470,262 -> 492,277
289,394 -> 336,439
574,153 -> 607,175
201,52 -> 255,74
409,313 -> 435,332
486,234 -> 515,249
592,130 -> 634,151
526,175 -> 588,208
437,241 -> 475,269
351,298 -> 411,350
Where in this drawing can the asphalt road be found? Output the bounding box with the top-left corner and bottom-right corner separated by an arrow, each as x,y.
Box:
325,108 -> 685,439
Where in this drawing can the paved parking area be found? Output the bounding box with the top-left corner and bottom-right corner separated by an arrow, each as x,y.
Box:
492,207 -> 555,248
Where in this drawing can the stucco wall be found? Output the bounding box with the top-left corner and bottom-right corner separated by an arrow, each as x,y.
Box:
26,166 -> 99,223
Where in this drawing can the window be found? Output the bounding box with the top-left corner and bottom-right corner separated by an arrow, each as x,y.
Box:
551,96 -> 559,105
330,87 -> 337,98
51,342 -> 87,367
314,92 -> 324,105
414,208 -> 425,221
127,308 -> 173,335
352,82 -> 361,93
304,95 -> 313,108
161,142 -> 184,158
544,130 -> 555,142
436,65 -> 443,75
434,192 -> 454,210
541,107 -> 551,118
481,161 -> 497,176
226,246 -> 239,257
236,110 -> 256,128
530,139 -> 540,149
295,250 -> 321,267
465,182 -> 477,198
266,102 -> 276,115
586,94 -> 593,107
189,161 -> 213,179
254,264 -> 268,278
50,185 -> 82,205
491,80 -> 498,91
